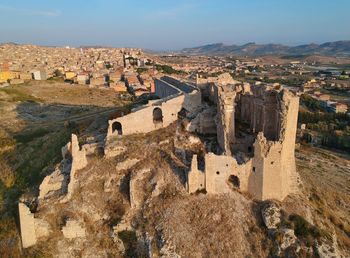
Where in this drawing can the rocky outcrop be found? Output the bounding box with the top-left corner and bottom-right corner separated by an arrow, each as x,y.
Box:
130,169 -> 151,209
104,143 -> 127,158
278,228 -> 297,250
117,159 -> 140,172
261,202 -> 281,230
39,166 -> 65,200
316,235 -> 343,258
34,219 -> 51,239
61,220 -> 86,239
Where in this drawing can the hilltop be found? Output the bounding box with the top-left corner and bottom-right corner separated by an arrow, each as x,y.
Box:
180,41 -> 350,56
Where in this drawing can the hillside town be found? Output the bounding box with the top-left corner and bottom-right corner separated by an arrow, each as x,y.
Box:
1,44 -> 349,116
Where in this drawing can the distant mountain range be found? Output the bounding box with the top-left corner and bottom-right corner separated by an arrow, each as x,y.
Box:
180,41 -> 350,56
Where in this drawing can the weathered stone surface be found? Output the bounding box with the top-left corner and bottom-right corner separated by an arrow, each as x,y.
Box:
261,202 -> 281,230
185,82 -> 300,201
104,175 -> 118,193
279,228 -> 297,250
34,219 -> 51,239
39,167 -> 65,199
63,134 -> 88,201
316,235 -> 343,258
82,142 -> 103,155
61,142 -> 71,159
105,145 -> 127,158
130,169 -> 151,209
187,155 -> 205,193
18,203 -> 37,248
62,220 -> 86,239
188,136 -> 201,145
116,159 -> 140,171
107,83 -> 202,138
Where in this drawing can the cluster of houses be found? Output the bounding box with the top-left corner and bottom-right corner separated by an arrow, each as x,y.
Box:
0,44 -> 157,96
311,91 -> 348,114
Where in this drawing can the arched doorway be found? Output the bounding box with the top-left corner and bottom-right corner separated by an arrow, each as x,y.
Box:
112,122 -> 123,135
153,107 -> 163,124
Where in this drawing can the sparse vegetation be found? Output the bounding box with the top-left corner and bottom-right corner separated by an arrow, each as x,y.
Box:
118,230 -> 138,257
14,128 -> 51,144
155,64 -> 187,75
0,81 -> 129,256
0,86 -> 41,102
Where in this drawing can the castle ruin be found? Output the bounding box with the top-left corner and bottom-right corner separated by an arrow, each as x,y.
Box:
106,74 -> 300,201
188,78 -> 300,201
18,75 -> 301,249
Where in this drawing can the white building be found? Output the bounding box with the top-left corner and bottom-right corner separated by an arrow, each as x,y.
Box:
32,70 -> 47,80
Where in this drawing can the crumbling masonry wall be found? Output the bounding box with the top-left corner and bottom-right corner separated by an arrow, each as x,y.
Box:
63,134 -> 88,201
19,203 -> 37,248
18,202 -> 51,248
188,83 -> 300,201
187,155 -> 205,193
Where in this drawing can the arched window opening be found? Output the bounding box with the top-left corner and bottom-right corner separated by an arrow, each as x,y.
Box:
112,122 -> 123,135
229,175 -> 240,188
153,107 -> 163,124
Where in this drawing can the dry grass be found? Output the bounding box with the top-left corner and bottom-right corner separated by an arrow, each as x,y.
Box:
0,80 -> 133,257
13,80 -> 129,107
293,145 -> 350,253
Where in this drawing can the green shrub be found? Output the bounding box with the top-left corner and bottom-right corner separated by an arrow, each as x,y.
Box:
289,214 -> 326,240
14,128 -> 50,144
118,230 -> 138,258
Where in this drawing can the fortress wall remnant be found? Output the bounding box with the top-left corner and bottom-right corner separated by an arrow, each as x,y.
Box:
188,82 -> 300,201
183,90 -> 202,113
187,155 -> 205,193
19,203 -> 37,248
205,153 -> 250,194
280,92 -> 300,197
198,107 -> 217,135
216,85 -> 236,154
162,76 -> 198,94
154,78 -> 180,99
107,90 -> 202,138
248,133 -> 284,200
108,95 -> 184,137
63,134 -> 88,201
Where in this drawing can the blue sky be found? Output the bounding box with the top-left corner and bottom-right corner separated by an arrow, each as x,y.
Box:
0,0 -> 349,50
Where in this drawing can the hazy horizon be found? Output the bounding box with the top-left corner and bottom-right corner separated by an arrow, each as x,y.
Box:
2,40 -> 350,52
1,0 -> 350,51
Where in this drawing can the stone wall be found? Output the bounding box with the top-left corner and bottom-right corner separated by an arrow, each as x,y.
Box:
161,76 -> 197,94
187,82 -> 300,201
19,203 -> 37,248
63,134 -> 88,201
18,202 -> 51,248
187,155 -> 205,193
205,153 -> 250,194
107,90 -> 202,138
154,78 -> 180,99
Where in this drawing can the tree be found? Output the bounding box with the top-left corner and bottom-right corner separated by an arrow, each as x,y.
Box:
53,69 -> 63,77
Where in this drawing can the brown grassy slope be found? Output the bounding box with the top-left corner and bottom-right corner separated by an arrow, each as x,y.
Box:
293,146 -> 350,253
